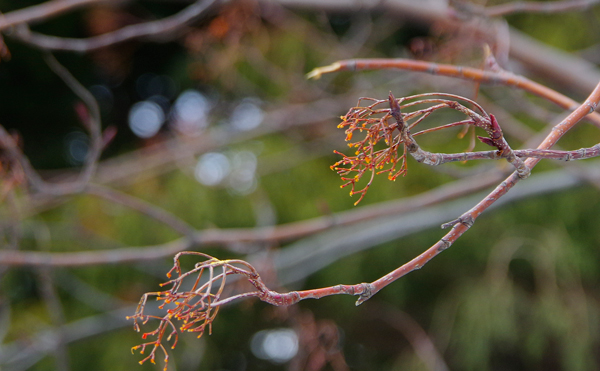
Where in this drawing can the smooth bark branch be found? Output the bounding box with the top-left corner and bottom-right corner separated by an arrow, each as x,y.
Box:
417,145 -> 600,164
307,58 -> 600,127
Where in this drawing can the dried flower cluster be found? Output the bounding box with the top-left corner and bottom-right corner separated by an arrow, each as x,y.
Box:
331,92 -> 527,204
331,97 -> 409,205
128,253 -> 244,370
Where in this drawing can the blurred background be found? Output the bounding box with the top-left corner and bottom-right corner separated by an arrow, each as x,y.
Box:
1,0 -> 600,370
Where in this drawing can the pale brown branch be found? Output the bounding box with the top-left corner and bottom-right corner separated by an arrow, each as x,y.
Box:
6,157 -> 600,268
392,144 -> 600,165
372,304 -> 449,371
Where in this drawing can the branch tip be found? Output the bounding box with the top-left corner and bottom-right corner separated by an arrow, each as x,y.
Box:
306,62 -> 341,80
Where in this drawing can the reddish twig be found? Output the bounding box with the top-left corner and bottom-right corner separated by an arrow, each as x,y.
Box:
128,252 -> 371,370
357,80 -> 600,304
307,58 -> 600,127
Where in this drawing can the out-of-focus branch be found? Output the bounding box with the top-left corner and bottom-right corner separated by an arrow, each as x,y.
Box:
43,53 -> 102,186
483,0 -> 600,17
0,54 -> 102,195
85,184 -> 196,236
275,0 -> 600,96
10,0 -> 218,52
6,157 -> 600,268
21,95 -> 354,203
0,0 -> 106,31
0,306 -> 134,371
0,171 -> 501,266
36,268 -> 71,371
371,304 -> 449,371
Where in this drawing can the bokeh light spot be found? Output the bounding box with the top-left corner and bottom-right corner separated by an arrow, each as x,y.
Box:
250,328 -> 298,364
194,152 -> 230,186
128,101 -> 165,138
172,89 -> 211,135
230,98 -> 263,131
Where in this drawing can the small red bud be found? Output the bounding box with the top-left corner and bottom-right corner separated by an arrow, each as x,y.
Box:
477,136 -> 495,147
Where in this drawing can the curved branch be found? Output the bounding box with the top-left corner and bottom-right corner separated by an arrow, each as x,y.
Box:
307,58 -> 600,127
9,0 -> 218,52
358,80 -> 600,304
44,53 -> 102,186
0,0 -> 103,31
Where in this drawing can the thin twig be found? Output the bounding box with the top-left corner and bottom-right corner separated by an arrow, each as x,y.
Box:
43,53 -> 102,186
0,54 -> 103,196
307,58 -> 600,127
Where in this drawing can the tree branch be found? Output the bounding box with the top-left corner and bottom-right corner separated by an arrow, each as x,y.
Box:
359,79 -> 600,303
0,0 -> 105,31
307,58 -> 600,127
9,0 -> 219,52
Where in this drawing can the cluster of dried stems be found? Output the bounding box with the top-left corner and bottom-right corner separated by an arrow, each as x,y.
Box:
331,91 -> 528,205
2,0 -> 600,370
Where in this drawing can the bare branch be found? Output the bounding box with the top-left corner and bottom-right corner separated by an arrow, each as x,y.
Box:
43,53 -> 102,186
9,0 -> 219,52
359,79 -> 600,304
85,184 -> 196,236
0,0 -> 105,31
483,0 -> 600,17
307,58 -> 600,127
0,54 -> 103,196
